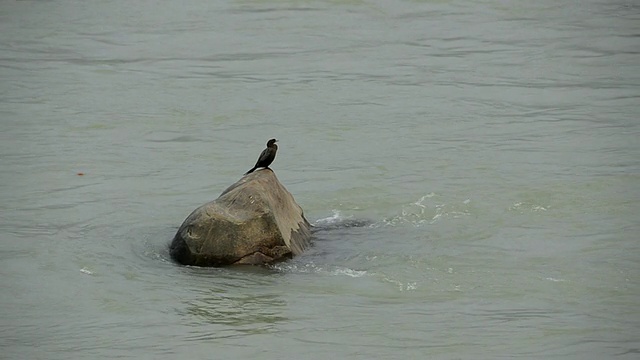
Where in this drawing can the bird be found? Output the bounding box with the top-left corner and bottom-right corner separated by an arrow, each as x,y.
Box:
244,138 -> 278,175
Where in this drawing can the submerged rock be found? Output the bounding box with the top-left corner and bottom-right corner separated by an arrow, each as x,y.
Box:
170,169 -> 311,266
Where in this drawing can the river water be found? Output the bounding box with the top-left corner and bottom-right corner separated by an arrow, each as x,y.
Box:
1,0 -> 639,359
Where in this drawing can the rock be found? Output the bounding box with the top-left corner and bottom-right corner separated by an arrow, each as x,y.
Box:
170,169 -> 312,266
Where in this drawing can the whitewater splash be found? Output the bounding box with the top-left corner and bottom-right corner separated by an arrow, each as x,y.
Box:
311,210 -> 372,231
311,194 -> 474,230
271,262 -> 368,278
313,209 -> 347,226
382,276 -> 419,291
380,193 -> 473,227
510,201 -> 548,213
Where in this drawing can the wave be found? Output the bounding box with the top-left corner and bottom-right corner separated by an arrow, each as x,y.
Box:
311,210 -> 373,231
270,262 -> 367,278
311,194 -> 474,231
379,193 -> 474,227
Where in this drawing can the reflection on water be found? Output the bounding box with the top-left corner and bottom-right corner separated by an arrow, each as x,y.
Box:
182,292 -> 288,340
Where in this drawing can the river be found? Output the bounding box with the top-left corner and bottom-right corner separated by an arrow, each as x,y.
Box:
1,0 -> 639,359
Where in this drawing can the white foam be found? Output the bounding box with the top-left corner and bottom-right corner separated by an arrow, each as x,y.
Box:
332,268 -> 367,278
314,210 -> 345,225
383,276 -> 418,291
273,262 -> 367,278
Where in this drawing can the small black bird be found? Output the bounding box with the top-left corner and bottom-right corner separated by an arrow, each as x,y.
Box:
245,138 -> 278,175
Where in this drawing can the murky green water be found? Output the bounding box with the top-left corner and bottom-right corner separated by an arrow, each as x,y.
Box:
1,0 -> 638,359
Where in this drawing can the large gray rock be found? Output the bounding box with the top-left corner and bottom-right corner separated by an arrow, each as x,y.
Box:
170,169 -> 312,266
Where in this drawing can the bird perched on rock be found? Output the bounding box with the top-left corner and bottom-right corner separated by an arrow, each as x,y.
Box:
245,138 -> 278,175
